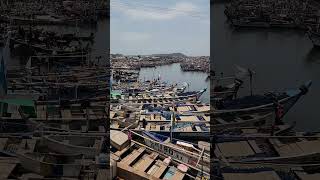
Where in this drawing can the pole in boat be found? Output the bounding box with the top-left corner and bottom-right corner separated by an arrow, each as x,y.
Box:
170,104 -> 176,143
170,113 -> 173,143
271,96 -> 283,136
271,100 -> 276,136
75,85 -> 78,99
81,100 -> 90,133
249,68 -> 253,96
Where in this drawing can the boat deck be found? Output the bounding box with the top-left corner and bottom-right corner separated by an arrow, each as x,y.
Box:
114,143 -> 192,180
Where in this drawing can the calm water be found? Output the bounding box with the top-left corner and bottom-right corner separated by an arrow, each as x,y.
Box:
212,3 -> 320,131
139,63 -> 210,103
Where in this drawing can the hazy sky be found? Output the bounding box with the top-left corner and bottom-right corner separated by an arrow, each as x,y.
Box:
111,0 -> 209,56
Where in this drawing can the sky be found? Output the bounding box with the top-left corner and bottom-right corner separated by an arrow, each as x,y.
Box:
111,0 -> 210,56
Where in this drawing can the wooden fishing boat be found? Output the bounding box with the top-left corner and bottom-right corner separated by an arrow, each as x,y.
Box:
10,37 -> 91,55
231,18 -> 271,28
145,103 -> 210,114
112,122 -> 210,141
110,103 -> 210,141
6,57 -> 110,102
42,135 -> 105,158
119,112 -> 281,141
111,110 -> 282,141
0,137 -> 38,156
110,130 -> 209,179
111,89 -> 206,104
213,164 -> 320,180
112,80 -> 187,95
110,103 -> 210,118
35,95 -> 108,105
139,112 -> 272,136
213,112 -> 273,131
8,66 -> 110,82
212,76 -> 243,100
28,118 -> 107,133
0,157 -> 20,179
112,69 -> 139,83
213,129 -> 320,166
307,28 -> 320,47
17,152 -> 83,177
214,167 -> 294,180
141,131 -> 210,173
213,81 -> 312,116
111,102 -> 277,135
0,99 -> 108,122
0,119 -> 35,134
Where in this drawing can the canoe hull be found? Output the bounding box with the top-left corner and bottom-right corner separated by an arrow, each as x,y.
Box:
43,136 -> 102,158
17,153 -> 82,177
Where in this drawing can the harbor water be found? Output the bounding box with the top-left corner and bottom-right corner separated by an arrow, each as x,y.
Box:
138,63 -> 210,103
213,2 -> 320,131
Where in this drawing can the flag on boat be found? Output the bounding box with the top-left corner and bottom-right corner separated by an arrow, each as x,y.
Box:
128,131 -> 132,140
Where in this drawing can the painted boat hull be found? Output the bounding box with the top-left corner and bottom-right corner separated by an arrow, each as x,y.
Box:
17,153 -> 82,177
43,135 -> 102,158
214,81 -> 312,116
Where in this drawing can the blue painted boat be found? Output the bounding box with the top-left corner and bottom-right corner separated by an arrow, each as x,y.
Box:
214,81 -> 312,116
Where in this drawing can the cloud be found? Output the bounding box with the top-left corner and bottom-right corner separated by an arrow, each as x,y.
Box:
112,31 -> 151,42
111,1 -> 200,21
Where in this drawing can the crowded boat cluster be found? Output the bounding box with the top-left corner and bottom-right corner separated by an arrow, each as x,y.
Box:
111,53 -> 210,73
110,67 -> 210,179
111,53 -> 185,70
110,51 -> 210,179
108,64 -> 318,179
0,40 -> 111,179
9,26 -> 94,57
210,67 -> 320,179
180,56 -> 210,73
224,0 -> 320,47
0,1 -> 111,179
0,0 -> 109,26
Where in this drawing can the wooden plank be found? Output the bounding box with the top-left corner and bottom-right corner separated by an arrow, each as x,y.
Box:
96,169 -> 109,180
295,172 -> 320,180
121,147 -> 145,166
114,143 -> 134,157
61,124 -> 69,131
151,160 -> 168,178
248,140 -> 262,154
297,140 -> 320,154
223,171 -> 281,180
217,141 -> 255,157
215,117 -> 228,124
61,109 -> 72,118
134,152 -> 158,172
0,138 -> 8,150
0,164 -> 16,179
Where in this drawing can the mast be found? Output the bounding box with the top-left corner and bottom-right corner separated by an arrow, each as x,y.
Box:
248,68 -> 253,96
170,104 -> 176,143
